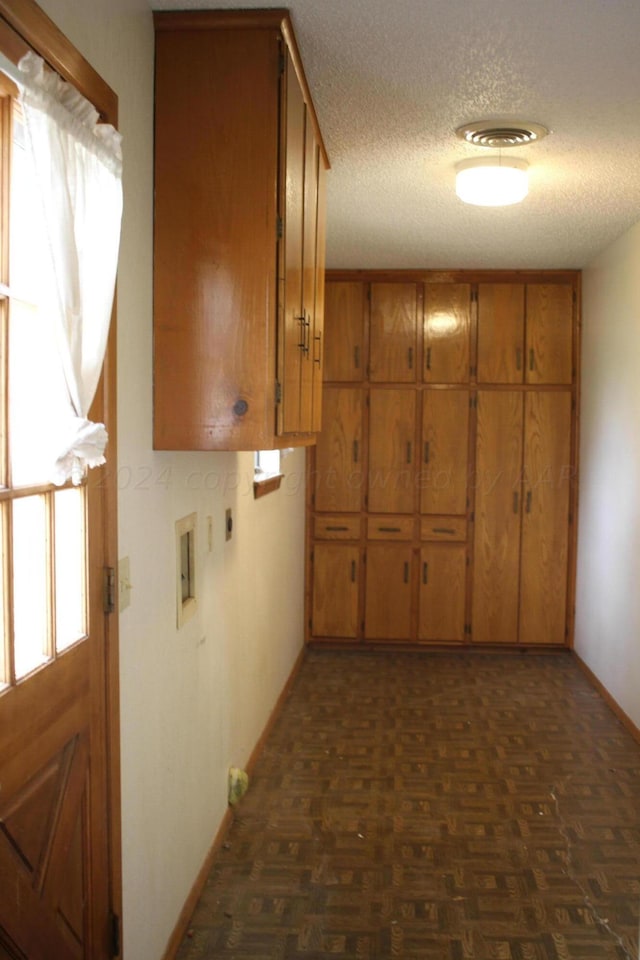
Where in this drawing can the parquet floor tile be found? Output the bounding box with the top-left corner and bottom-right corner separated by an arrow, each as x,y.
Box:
175,652 -> 640,959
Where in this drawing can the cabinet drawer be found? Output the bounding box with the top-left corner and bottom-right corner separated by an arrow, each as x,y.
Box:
314,516 -> 361,540
367,516 -> 414,540
421,516 -> 467,541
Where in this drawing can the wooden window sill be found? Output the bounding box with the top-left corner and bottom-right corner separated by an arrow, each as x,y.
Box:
253,473 -> 283,499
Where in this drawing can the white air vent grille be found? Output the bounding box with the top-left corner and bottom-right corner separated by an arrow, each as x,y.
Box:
456,121 -> 549,148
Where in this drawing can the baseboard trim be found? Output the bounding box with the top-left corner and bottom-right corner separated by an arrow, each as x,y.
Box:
160,644 -> 307,960
572,650 -> 640,746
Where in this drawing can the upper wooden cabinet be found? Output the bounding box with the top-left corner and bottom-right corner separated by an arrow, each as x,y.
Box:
369,283 -> 418,382
423,283 -> 471,383
323,282 -> 366,382
477,282 -> 573,385
153,12 -> 328,450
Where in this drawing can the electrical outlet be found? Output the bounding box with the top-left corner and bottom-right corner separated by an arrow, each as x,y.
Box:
119,557 -> 132,611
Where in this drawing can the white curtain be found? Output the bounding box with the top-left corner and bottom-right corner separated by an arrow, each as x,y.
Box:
17,51 -> 123,485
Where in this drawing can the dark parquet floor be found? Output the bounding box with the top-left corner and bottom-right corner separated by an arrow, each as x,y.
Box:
175,650 -> 640,959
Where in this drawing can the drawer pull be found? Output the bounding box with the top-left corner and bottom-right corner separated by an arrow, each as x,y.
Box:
526,490 -> 532,513
426,346 -> 432,371
351,560 -> 356,582
403,561 -> 409,584
431,527 -> 455,535
422,562 -> 428,585
424,441 -> 430,464
378,526 -> 401,533
326,525 -> 349,532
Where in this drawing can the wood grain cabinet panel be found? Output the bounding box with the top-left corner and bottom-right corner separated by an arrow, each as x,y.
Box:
368,389 -> 416,514
364,544 -> 412,640
420,388 -> 469,515
525,283 -> 573,385
519,392 -> 572,645
419,544 -> 466,642
323,281 -> 365,382
477,283 -> 525,384
153,12 -> 328,450
369,283 -> 418,382
314,387 -> 363,513
424,283 -> 471,383
471,391 -> 524,644
311,544 -> 360,638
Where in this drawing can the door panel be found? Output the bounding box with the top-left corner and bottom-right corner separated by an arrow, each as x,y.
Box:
299,112 -> 319,432
519,392 -> 572,645
420,388 -> 469,514
477,283 -> 525,384
369,283 -> 417,382
423,283 -> 470,383
419,544 -> 466,642
368,389 -> 416,514
323,282 -> 364,382
472,391 -> 523,644
526,283 -> 573,385
311,156 -> 327,431
312,544 -> 359,638
314,387 -> 363,513
364,544 -> 412,640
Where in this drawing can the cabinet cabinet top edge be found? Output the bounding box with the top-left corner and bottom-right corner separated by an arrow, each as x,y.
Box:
154,9 -> 290,31
325,268 -> 580,284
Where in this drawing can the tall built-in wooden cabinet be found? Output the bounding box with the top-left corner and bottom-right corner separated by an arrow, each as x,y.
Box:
153,11 -> 328,451
307,272 -> 579,647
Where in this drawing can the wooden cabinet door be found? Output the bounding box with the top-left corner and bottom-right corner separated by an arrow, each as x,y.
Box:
472,391 -> 524,644
364,544 -> 412,639
526,284 -> 573,385
314,387 -> 363,513
519,392 -> 572,645
368,389 -> 416,514
370,283 -> 418,382
420,388 -> 469,514
311,157 -> 327,431
418,544 -> 466,642
299,113 -> 320,432
477,284 -> 525,384
312,544 -> 360,638
323,281 -> 365,382
424,283 -> 471,383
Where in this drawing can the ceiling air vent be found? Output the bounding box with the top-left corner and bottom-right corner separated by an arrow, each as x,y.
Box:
456,120 -> 549,148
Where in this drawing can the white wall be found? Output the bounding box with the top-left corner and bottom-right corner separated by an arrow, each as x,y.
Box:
37,2 -> 308,958
575,219 -> 640,731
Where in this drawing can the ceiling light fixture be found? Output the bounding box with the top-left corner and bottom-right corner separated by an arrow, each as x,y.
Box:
454,120 -> 549,208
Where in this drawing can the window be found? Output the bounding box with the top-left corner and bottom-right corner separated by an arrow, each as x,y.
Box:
253,449 -> 283,498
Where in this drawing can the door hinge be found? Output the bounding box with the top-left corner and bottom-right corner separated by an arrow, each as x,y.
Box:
275,381 -> 282,403
276,216 -> 284,239
103,566 -> 116,615
109,911 -> 121,958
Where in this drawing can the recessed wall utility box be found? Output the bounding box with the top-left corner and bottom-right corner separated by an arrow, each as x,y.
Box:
225,508 -> 233,542
176,513 -> 197,628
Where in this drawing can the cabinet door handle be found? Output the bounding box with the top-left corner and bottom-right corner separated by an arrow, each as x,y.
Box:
297,311 -> 306,349
529,348 -> 535,372
351,560 -> 356,582
407,346 -> 414,370
403,561 -> 409,584
378,526 -> 401,533
526,490 -> 532,513
314,332 -> 322,365
432,527 -> 455,535
424,441 -> 430,464
515,347 -> 522,371
406,441 -> 412,464
426,346 -> 432,371
353,439 -> 359,463
513,491 -> 519,513
354,345 -> 360,369
305,314 -> 311,355
326,525 -> 349,532
422,561 -> 428,585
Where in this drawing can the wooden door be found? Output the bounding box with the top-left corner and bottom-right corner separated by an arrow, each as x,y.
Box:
310,156 -> 327,432
280,47 -> 305,433
311,545 -> 360,638
314,387 -> 363,513
299,111 -> 319,432
519,392 -> 572,645
477,283 -> 525,384
526,284 -> 573,385
368,389 -> 416,514
0,26 -> 119,958
323,281 -> 365,382
418,544 -> 466,642
369,283 -> 417,382
471,391 -> 524,644
364,545 -> 412,639
420,388 -> 469,515
423,283 -> 471,383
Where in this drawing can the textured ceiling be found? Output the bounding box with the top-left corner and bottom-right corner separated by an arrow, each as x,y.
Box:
151,0 -> 640,269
